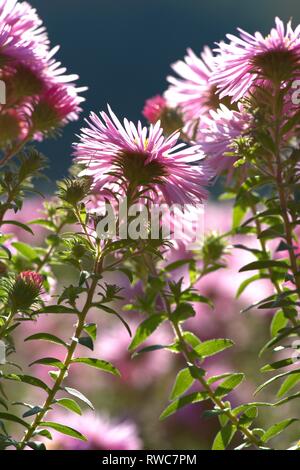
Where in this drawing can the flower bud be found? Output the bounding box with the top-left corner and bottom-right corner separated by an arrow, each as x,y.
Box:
9,271 -> 44,311
201,232 -> 227,266
58,177 -> 92,205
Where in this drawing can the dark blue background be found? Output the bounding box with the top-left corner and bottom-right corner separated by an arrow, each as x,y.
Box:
29,0 -> 300,183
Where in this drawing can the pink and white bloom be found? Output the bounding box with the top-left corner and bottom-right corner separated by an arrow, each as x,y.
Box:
0,0 -> 49,55
212,17 -> 300,102
198,105 -> 251,175
165,47 -> 218,122
74,106 -> 212,206
0,0 -> 85,139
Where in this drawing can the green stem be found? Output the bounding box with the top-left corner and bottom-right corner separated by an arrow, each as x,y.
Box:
272,87 -> 300,305
250,204 -> 299,328
18,275 -> 99,450
165,293 -> 261,448
143,253 -> 261,448
36,220 -> 66,272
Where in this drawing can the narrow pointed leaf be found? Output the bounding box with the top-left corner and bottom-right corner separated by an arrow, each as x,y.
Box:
71,358 -> 120,376
40,421 -> 87,441
160,391 -> 209,420
129,314 -> 166,351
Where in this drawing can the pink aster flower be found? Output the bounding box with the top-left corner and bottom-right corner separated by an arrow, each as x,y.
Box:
0,23 -> 32,64
198,105 -> 251,175
212,17 -> 300,102
0,0 -> 86,146
0,0 -> 49,54
30,83 -> 85,137
165,47 -> 218,122
142,95 -> 167,123
74,106 -> 211,206
46,411 -> 142,450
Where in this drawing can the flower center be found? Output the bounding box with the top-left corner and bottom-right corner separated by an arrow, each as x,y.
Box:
251,49 -> 300,83
114,151 -> 168,187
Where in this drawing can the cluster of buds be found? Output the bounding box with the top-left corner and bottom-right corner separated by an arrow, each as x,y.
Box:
0,0 -> 86,153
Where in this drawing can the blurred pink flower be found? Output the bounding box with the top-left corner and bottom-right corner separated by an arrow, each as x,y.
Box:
46,411 -> 142,450
198,105 -> 251,175
142,95 -> 167,123
165,47 -> 217,121
94,320 -> 174,388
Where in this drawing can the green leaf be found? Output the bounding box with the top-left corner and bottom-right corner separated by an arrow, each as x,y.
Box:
277,373 -> 300,398
29,357 -> 64,369
180,292 -> 214,308
239,406 -> 258,427
29,219 -> 56,231
270,310 -> 288,338
0,412 -> 29,429
159,391 -> 209,420
23,406 -> 44,418
169,368 -> 195,400
194,339 -> 234,359
32,429 -> 52,440
274,391 -> 300,406
214,374 -> 245,397
71,358 -> 120,376
1,221 -> 34,235
40,421 -> 87,441
255,369 -> 300,395
129,314 -> 166,351
260,358 -> 294,372
36,305 -> 77,314
27,441 -> 46,451
78,336 -> 94,351
182,332 -> 201,348
239,260 -> 289,272
172,303 -> 196,323
83,323 -> 97,341
212,422 -> 236,450
259,325 -> 300,356
236,274 -> 268,299
203,408 -> 230,419
24,333 -> 67,348
11,242 -> 38,261
164,259 -> 192,272
64,387 -> 94,410
55,398 -> 82,415
132,344 -> 170,357
261,419 -> 298,443
0,373 -> 50,393
232,203 -> 247,229
207,373 -> 236,385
